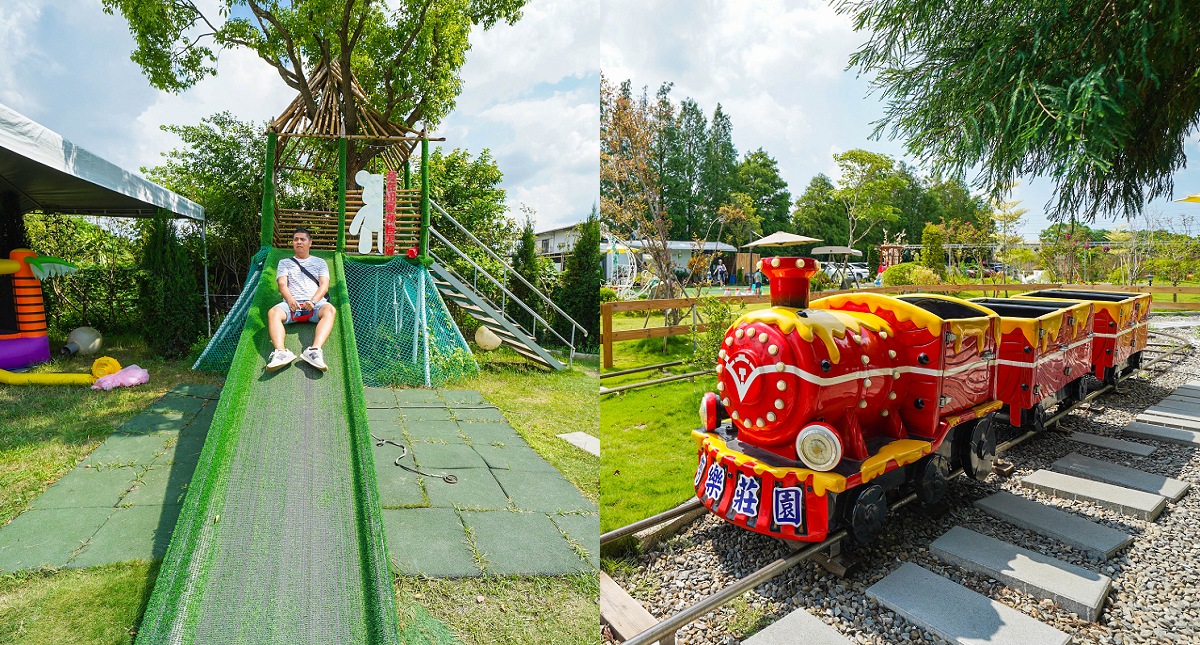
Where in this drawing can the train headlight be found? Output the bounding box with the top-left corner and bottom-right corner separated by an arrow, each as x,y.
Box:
795,423 -> 842,471
700,392 -> 719,431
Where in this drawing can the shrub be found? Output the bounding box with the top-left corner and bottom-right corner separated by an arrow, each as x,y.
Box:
882,262 -> 940,287
691,296 -> 735,367
599,286 -> 618,303
139,210 -> 202,358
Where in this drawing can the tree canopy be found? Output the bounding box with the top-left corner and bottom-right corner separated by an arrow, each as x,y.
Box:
838,0 -> 1200,221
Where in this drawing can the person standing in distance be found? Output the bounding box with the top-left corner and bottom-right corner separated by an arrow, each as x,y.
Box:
265,228 -> 337,371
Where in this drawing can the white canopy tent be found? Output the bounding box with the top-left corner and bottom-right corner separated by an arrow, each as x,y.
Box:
0,102 -> 211,331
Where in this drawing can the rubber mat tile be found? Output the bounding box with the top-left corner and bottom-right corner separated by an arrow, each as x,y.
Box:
81,432 -> 175,468
170,383 -> 223,400
29,466 -> 140,510
550,513 -> 600,569
368,406 -> 403,423
452,407 -> 507,422
146,394 -> 207,417
70,504 -> 182,567
471,443 -> 558,472
460,511 -> 590,575
373,458 -> 429,508
364,387 -> 399,408
403,406 -> 455,422
381,508 -> 480,577
410,442 -> 488,470
437,390 -> 487,405
492,470 -> 595,514
121,466 -> 194,507
0,507 -> 112,572
115,412 -> 188,435
457,421 -> 522,445
424,468 -> 512,511
403,419 -> 465,443
154,428 -> 207,468
185,402 -> 216,431
394,388 -> 444,405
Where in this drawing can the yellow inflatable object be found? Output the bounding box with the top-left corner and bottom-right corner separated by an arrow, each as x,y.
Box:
0,357 -> 123,386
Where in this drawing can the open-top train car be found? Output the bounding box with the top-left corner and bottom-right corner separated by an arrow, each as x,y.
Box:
693,259 -> 1154,545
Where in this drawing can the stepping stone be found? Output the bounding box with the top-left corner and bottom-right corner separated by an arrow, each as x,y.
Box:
1135,413 -> 1200,431
1021,470 -> 1166,521
745,607 -> 851,645
1123,421 -> 1200,447
601,572 -> 665,645
866,562 -> 1071,645
1067,432 -> 1156,457
975,492 -> 1132,560
1050,453 -> 1190,502
931,526 -> 1111,621
1143,406 -> 1200,421
557,431 -> 599,456
1156,396 -> 1200,410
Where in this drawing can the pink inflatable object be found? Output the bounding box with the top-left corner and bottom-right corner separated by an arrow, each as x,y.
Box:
91,365 -> 150,390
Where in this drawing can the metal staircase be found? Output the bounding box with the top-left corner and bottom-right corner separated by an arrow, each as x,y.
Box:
428,200 -> 587,370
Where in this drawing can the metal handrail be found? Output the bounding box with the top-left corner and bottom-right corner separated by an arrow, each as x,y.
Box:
428,228 -> 574,350
430,199 -> 588,337
428,247 -> 513,326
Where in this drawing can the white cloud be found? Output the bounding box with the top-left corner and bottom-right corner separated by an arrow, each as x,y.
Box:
0,2 -> 51,111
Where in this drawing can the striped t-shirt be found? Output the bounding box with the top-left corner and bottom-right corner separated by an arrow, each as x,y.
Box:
277,256 -> 329,302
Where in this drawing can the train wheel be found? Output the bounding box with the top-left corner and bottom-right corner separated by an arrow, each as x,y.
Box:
913,454 -> 950,504
955,415 -> 996,481
847,484 -> 886,545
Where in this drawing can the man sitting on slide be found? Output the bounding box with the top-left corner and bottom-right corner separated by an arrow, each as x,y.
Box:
266,228 -> 337,372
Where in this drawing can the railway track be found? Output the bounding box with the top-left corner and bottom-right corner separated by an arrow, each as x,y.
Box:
603,327 -> 1197,645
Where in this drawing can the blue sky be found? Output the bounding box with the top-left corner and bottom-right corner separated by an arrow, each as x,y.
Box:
599,0 -> 1200,240
0,1 -> 598,232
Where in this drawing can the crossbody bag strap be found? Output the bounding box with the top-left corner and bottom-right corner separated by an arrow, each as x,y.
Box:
289,257 -> 322,294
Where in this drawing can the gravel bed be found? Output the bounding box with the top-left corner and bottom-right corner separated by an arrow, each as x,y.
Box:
610,321 -> 1200,644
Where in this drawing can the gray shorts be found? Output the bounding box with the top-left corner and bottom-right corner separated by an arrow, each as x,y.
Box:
274,298 -> 329,324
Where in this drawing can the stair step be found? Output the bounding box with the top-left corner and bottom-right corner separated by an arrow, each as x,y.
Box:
1020,469 -> 1167,521
744,607 -> 851,645
1050,453 -> 1190,502
866,562 -> 1071,645
931,526 -> 1111,621
974,492 -> 1132,560
1134,412 -> 1200,431
1123,421 -> 1200,447
1067,432 -> 1156,456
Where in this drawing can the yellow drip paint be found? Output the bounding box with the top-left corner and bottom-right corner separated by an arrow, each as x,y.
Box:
693,430 -> 848,496
859,439 -> 933,482
948,318 -> 993,354
813,293 -> 943,340
738,308 -> 891,365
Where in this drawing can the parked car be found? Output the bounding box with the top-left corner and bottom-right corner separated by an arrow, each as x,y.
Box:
823,261 -> 870,283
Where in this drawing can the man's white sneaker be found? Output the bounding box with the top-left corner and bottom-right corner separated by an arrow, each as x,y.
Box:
266,348 -> 295,371
300,347 -> 328,371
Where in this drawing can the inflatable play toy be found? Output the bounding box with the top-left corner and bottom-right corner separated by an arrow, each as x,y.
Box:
0,249 -> 77,370
0,356 -> 121,386
62,326 -> 103,356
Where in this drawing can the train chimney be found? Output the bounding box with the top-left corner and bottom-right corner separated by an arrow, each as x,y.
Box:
760,257 -> 819,309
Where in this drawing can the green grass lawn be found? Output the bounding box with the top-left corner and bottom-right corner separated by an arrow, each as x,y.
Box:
0,338 -> 598,645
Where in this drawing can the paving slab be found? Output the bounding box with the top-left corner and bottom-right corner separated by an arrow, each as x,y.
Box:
121,466 -> 194,507
550,513 -> 600,569
493,468 -> 595,514
437,390 -> 487,405
366,406 -> 403,425
70,505 -> 181,567
1142,406 -> 1200,421
974,492 -> 1132,560
169,383 -> 222,400
29,466 -> 140,510
471,443 -> 559,472
0,507 -> 113,571
745,608 -> 852,645
456,421 -> 522,445
1154,397 -> 1200,411
866,562 -> 1071,645
558,431 -> 600,456
410,441 -> 489,470
460,510 -> 589,575
116,412 -> 188,435
1067,432 -> 1156,456
424,468 -> 512,511
403,406 -> 455,422
1122,421 -> 1200,447
1135,413 -> 1200,431
454,407 -> 508,422
1051,453 -> 1190,502
931,526 -> 1111,621
403,419 -> 465,442
146,394 -> 207,417
393,388 -> 445,405
81,431 -> 175,467
154,426 -> 207,467
1021,469 -> 1167,521
373,448 -> 429,508
381,508 -> 480,577
363,387 -> 399,408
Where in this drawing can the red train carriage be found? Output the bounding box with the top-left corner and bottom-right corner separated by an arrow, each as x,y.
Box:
693,258 -> 1002,544
970,298 -> 1095,429
1017,289 -> 1151,383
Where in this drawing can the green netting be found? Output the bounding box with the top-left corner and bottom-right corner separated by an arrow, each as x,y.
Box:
343,255 -> 477,387
192,246 -> 271,372
138,249 -> 400,644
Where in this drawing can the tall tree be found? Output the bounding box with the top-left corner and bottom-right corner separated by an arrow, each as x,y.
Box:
738,149 -> 792,237
555,205 -> 601,351
662,97 -> 706,239
838,0 -> 1200,220
699,104 -> 739,225
140,210 -> 201,358
508,214 -> 541,332
426,147 -> 514,252
791,174 -> 847,244
103,0 -> 526,173
991,185 -> 1029,267
831,149 -> 905,249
